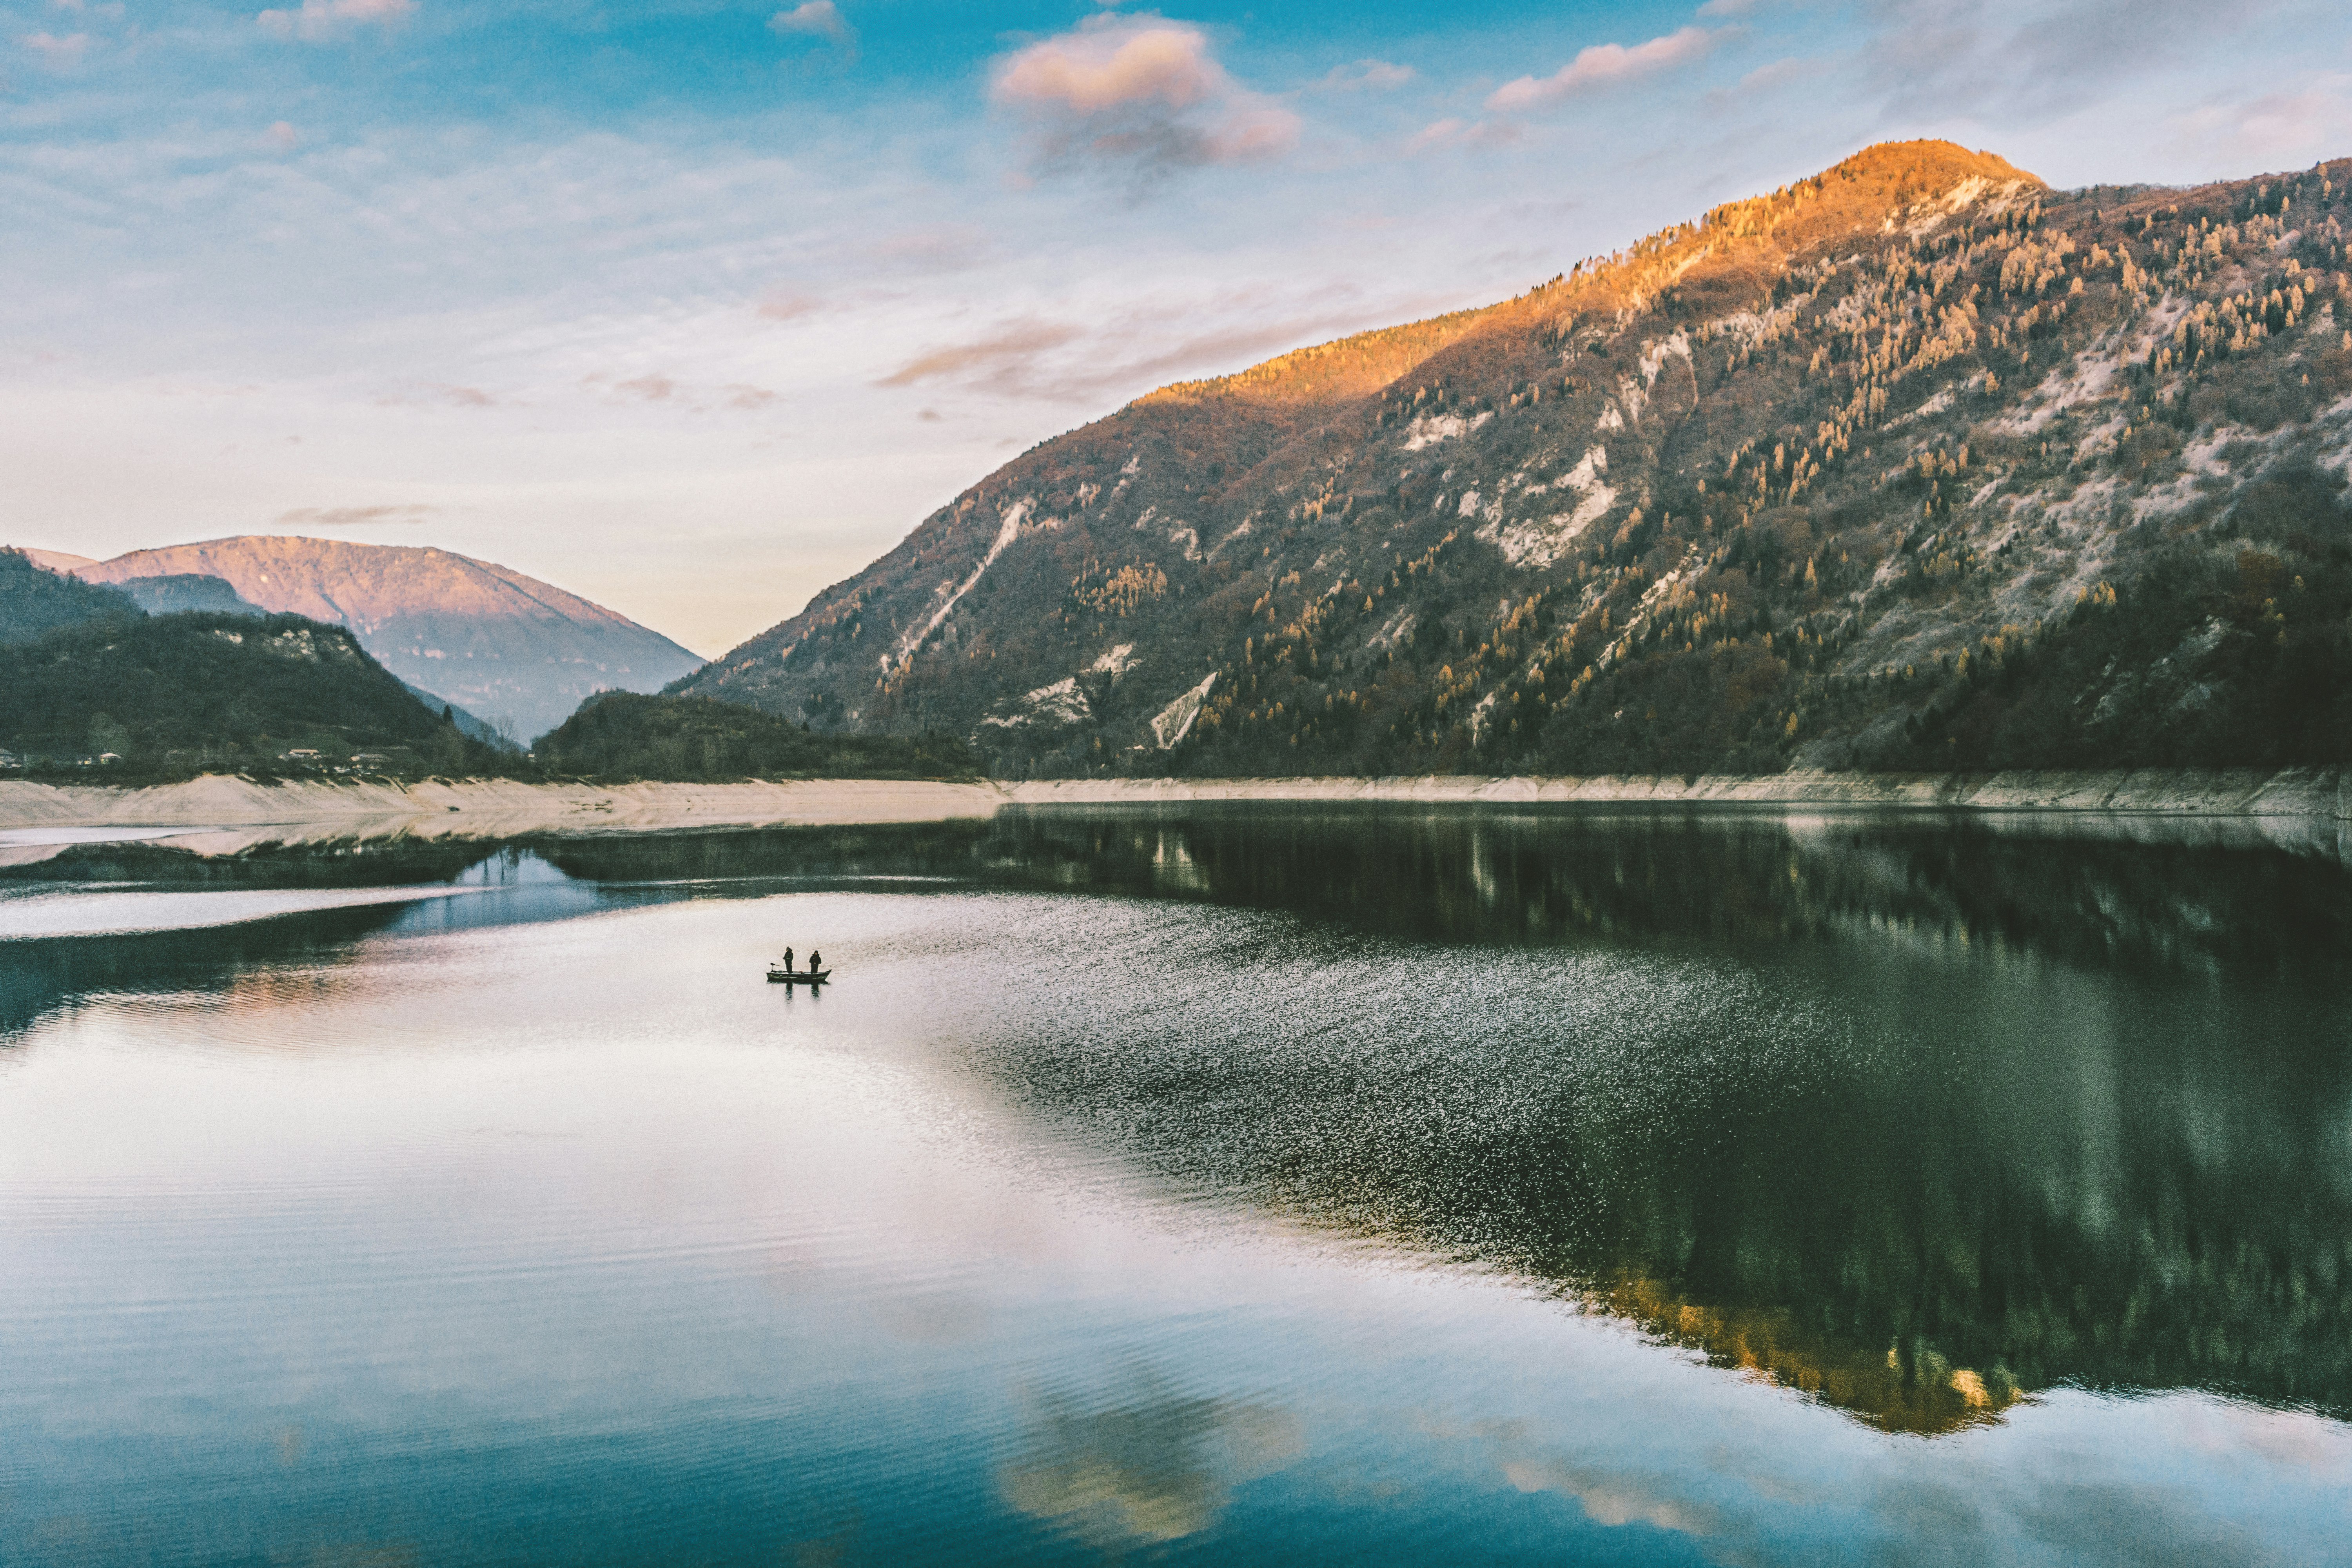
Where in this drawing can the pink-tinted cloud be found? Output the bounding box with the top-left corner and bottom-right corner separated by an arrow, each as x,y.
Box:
276,503 -> 436,526
770,2 -> 854,49
1406,116 -> 1521,155
996,18 -> 1225,115
257,0 -> 413,44
1322,58 -> 1415,92
992,15 -> 1299,181
877,319 -> 1083,390
757,289 -> 823,321
1488,26 -> 1719,112
19,31 -> 91,67
264,120 -> 301,149
2166,76 -> 2352,167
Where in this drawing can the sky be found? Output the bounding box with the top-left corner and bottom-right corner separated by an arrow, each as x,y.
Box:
4,2 -> 2349,656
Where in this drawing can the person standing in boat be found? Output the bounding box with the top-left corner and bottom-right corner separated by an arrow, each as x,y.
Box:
808,949 -> 821,975
782,946 -> 794,973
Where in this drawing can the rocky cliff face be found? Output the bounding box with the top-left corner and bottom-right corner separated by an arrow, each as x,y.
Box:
75,537 -> 704,741
679,140 -> 2352,778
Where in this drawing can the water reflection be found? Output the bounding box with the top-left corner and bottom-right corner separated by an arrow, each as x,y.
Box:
1000,1376 -> 1301,1548
7,804 -> 2350,1443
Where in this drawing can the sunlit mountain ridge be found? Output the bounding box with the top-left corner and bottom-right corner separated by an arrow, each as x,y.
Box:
679,140 -> 2352,779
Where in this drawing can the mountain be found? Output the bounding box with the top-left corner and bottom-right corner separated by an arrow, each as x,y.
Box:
533,693 -> 980,781
74,537 -> 705,741
0,606 -> 500,775
28,559 -> 510,743
677,141 -> 2352,778
16,549 -> 96,575
109,572 -> 265,617
0,549 -> 142,645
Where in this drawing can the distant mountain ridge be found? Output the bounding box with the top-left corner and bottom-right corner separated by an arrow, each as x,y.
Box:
0,548 -> 502,775
678,140 -> 2352,777
72,537 -> 704,740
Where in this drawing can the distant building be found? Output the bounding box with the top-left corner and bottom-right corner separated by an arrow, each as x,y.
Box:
281,748 -> 323,762
0,748 -> 21,771
349,753 -> 389,767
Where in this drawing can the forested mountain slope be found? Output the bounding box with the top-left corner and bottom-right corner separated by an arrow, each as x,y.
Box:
0,610 -> 499,775
680,141 -> 2352,778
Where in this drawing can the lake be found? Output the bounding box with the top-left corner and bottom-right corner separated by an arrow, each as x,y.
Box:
4,804 -> 2349,1566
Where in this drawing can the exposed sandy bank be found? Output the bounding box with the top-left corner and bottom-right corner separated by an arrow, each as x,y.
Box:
0,775 -> 1011,840
2,768 -> 2343,852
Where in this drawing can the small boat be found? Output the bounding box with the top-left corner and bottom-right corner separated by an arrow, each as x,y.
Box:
766,965 -> 831,984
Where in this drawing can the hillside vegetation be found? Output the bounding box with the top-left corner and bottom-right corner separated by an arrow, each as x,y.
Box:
677,141 -> 2352,778
0,550 -> 141,646
532,693 -> 981,781
0,608 -> 503,777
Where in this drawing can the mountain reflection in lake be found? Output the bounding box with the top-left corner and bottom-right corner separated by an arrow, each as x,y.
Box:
3,805 -> 2348,1566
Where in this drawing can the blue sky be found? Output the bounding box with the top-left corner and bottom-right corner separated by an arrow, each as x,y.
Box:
5,1 -> 2348,653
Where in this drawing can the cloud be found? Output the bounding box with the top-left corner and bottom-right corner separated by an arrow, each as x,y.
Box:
613,374 -> 675,401
868,224 -> 991,273
770,1 -> 849,44
19,31 -> 91,67
1734,56 -> 1827,93
770,2 -> 854,52
1321,58 -> 1415,92
264,120 -> 301,150
991,14 -> 1300,183
1406,117 -> 1522,155
877,319 -> 1083,390
1488,26 -> 1720,112
275,503 -> 436,526
1858,0 -> 2290,123
756,289 -> 822,321
257,0 -> 413,44
2164,76 -> 2352,167
875,293 -> 1426,404
1697,0 -> 1756,14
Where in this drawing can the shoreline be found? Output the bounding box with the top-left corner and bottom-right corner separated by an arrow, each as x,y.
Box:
0,767 -> 2343,842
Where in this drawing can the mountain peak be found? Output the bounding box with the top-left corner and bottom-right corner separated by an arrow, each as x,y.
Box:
73,535 -> 704,739
1137,142 -> 2043,417
681,145 -> 2352,779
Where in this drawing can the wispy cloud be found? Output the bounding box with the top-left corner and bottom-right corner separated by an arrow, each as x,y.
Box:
756,289 -> 822,321
771,1 -> 855,58
877,319 -> 1083,390
2165,74 -> 2352,167
1858,0 -> 2291,123
19,31 -> 91,68
991,14 -> 1300,184
868,223 -> 990,273
276,503 -> 437,526
257,0 -> 414,43
1406,117 -> 1521,155
1321,58 -> 1415,92
613,374 -> 675,401
1488,26 -> 1720,112
1734,56 -> 1826,94
772,1 -> 849,44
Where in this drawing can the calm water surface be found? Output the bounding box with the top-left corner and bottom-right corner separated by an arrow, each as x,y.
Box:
3,806 -> 2350,1566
